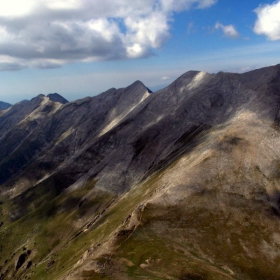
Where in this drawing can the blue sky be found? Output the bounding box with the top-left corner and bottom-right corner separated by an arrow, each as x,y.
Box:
0,0 -> 280,103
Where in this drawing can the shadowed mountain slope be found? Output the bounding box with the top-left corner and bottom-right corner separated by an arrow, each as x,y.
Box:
1,65 -> 280,279
47,93 -> 69,104
0,101 -> 11,110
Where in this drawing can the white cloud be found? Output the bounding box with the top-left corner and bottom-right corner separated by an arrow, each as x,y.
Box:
254,0 -> 280,40
46,0 -> 81,10
0,0 -> 217,70
0,0 -> 36,17
160,0 -> 217,11
161,76 -> 171,80
215,22 -> 239,38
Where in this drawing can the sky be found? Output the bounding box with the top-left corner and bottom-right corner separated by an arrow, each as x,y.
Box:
0,0 -> 280,103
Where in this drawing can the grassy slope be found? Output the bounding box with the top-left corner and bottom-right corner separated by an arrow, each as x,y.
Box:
0,178 -> 116,279
1,161 -> 280,280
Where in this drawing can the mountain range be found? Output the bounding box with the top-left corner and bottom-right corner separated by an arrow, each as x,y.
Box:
1,64 -> 280,279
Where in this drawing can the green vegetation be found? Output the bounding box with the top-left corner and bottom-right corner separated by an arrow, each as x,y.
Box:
1,147 -> 280,280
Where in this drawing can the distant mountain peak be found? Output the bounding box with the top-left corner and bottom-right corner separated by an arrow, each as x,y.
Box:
0,101 -> 12,110
128,80 -> 153,94
47,93 -> 68,104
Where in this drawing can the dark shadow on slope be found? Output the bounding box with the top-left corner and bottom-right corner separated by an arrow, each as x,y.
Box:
9,172 -> 75,221
3,64 -> 280,222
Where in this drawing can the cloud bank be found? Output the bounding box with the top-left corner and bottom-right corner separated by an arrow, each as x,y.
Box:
0,0 -> 217,70
254,0 -> 280,40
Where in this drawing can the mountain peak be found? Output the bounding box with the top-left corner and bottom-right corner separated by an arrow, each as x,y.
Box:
129,80 -> 153,93
47,93 -> 68,104
0,101 -> 12,110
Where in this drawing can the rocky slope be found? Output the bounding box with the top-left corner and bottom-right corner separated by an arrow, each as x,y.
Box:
1,64 -> 280,280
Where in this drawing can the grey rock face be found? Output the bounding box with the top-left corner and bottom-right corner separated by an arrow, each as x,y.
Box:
0,94 -> 67,184
1,65 -> 280,193
0,82 -> 152,187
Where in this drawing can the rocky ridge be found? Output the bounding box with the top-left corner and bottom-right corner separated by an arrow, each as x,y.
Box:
0,65 -> 280,279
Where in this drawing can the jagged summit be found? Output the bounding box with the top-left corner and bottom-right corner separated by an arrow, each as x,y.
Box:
129,80 -> 153,93
47,93 -> 68,104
